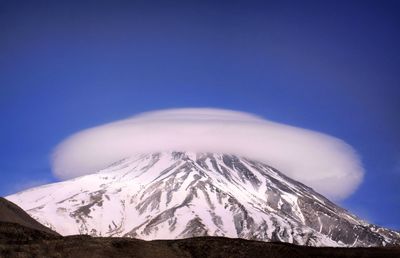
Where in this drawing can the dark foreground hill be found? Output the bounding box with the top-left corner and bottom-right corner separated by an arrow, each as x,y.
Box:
1,222 -> 399,258
0,197 -> 58,236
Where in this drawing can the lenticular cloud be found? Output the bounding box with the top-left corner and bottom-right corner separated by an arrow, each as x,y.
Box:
52,108 -> 364,200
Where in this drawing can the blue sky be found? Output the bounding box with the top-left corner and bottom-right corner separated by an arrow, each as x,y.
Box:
0,1 -> 399,229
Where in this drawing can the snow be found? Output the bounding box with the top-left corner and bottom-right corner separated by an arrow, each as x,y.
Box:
5,151 -> 397,247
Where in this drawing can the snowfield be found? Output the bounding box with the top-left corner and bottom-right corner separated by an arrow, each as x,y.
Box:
7,152 -> 400,247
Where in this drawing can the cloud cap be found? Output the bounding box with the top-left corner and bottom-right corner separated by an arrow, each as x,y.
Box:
52,108 -> 364,200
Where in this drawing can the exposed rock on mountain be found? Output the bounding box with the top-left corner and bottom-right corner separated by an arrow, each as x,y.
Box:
6,152 -> 400,247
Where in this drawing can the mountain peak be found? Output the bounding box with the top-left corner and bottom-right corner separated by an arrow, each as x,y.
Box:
6,152 -> 400,247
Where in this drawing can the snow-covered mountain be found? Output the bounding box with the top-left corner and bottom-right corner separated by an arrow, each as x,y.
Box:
6,152 -> 400,247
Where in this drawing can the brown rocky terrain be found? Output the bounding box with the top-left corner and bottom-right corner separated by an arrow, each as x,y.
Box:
1,221 -> 399,258
0,197 -> 58,236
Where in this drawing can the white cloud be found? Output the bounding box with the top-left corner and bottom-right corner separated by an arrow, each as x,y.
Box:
52,108 -> 364,200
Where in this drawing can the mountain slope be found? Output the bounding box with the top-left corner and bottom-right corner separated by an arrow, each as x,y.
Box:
1,200 -> 398,258
0,197 -> 59,236
6,152 -> 400,247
